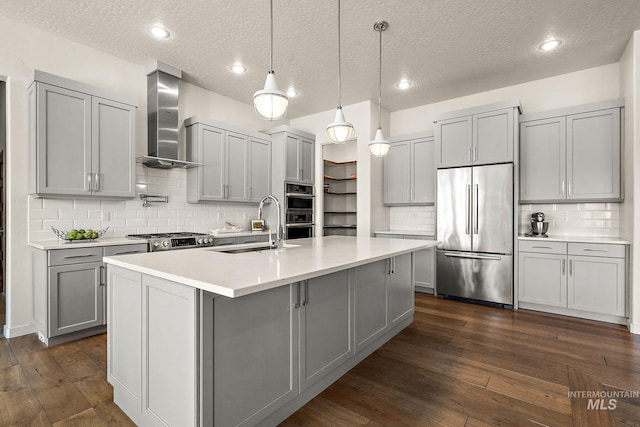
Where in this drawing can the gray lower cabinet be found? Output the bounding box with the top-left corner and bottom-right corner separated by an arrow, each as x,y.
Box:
185,118 -> 271,203
435,101 -> 519,168
33,243 -> 147,346
518,240 -> 626,323
519,100 -> 623,203
354,260 -> 388,352
299,270 -> 353,392
30,71 -> 136,198
374,233 -> 434,294
388,254 -> 413,325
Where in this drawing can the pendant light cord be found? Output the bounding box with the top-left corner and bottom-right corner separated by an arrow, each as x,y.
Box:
337,0 -> 343,108
269,0 -> 274,73
378,25 -> 382,128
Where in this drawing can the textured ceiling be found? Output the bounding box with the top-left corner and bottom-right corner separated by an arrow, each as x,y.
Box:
1,0 -> 640,118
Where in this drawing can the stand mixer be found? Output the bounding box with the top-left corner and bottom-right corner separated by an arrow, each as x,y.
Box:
527,212 -> 549,237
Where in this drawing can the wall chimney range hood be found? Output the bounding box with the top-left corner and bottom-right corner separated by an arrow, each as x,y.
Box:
138,62 -> 202,169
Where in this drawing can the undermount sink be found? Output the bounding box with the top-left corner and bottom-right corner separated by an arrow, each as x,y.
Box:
217,243 -> 301,254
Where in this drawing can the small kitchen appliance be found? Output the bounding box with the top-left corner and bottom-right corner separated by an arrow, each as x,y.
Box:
527,212 -> 549,237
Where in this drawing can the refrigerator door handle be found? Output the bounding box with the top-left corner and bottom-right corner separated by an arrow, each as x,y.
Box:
473,184 -> 479,234
443,252 -> 502,261
465,184 -> 471,234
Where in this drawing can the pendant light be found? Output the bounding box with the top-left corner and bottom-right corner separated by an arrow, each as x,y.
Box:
326,0 -> 355,144
254,0 -> 288,120
369,21 -> 390,157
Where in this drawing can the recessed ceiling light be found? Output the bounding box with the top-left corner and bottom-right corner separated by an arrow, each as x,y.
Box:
539,38 -> 562,51
149,25 -> 170,39
230,64 -> 247,74
396,79 -> 412,90
286,87 -> 297,97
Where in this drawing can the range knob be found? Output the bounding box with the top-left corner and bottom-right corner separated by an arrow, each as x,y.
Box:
162,240 -> 170,247
153,241 -> 160,248
204,238 -> 209,244
197,238 -> 203,244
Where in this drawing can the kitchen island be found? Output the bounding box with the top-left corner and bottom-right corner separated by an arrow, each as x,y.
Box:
103,236 -> 437,426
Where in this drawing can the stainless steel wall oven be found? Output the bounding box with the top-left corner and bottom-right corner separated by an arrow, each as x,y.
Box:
285,182 -> 314,239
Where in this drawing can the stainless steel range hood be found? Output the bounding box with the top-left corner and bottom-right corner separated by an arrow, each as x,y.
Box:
139,62 -> 201,169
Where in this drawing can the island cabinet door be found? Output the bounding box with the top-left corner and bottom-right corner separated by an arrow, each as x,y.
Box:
388,253 -> 414,326
205,284 -> 298,427
298,269 -> 354,393
354,259 -> 388,353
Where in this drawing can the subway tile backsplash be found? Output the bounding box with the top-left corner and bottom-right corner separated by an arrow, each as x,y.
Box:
389,206 -> 436,233
389,203 -> 621,238
29,165 -> 260,241
519,203 -> 620,237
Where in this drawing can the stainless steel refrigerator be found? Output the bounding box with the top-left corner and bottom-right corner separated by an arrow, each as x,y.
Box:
436,163 -> 513,305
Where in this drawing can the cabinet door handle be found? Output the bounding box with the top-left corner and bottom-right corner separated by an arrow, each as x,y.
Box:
303,280 -> 309,306
411,187 -> 415,201
94,173 -> 100,192
96,265 -> 105,287
562,259 -> 565,275
63,254 -> 95,259
473,146 -> 478,161
569,259 -> 573,276
561,180 -> 565,197
467,147 -> 472,162
568,180 -> 572,197
87,173 -> 93,192
294,283 -> 301,308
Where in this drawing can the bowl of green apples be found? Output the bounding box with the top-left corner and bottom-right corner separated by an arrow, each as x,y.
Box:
51,226 -> 109,242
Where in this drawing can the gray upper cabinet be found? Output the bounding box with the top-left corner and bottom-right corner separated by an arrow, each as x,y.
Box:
520,117 -> 566,201
30,71 -> 136,199
384,134 -> 435,206
265,126 -> 316,185
186,118 -> 271,203
519,99 -> 623,203
435,100 -> 520,168
248,137 -> 272,202
384,141 -> 410,204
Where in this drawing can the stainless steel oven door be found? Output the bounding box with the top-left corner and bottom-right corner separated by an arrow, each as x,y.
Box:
285,223 -> 314,239
286,209 -> 313,224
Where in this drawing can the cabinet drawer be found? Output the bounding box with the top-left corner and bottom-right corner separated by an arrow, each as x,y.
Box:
568,243 -> 625,258
212,237 -> 239,246
519,240 -> 567,255
103,244 -> 148,256
237,235 -> 269,244
49,246 -> 103,266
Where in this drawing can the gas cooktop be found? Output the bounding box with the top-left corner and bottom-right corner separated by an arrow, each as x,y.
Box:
127,232 -> 214,252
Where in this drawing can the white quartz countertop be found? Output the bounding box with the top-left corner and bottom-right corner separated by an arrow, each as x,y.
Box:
29,237 -> 147,250
374,230 -> 435,237
518,235 -> 630,245
103,236 -> 438,298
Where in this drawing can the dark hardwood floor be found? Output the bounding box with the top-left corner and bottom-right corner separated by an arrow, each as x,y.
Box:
1,293 -> 639,426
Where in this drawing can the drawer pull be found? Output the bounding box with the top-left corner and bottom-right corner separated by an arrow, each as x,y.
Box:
112,250 -> 142,255
242,240 -> 258,243
582,249 -> 608,253
531,246 -> 553,249
63,254 -> 95,259
562,259 -> 565,275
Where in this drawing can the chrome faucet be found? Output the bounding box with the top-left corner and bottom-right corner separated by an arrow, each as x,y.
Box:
258,195 -> 283,249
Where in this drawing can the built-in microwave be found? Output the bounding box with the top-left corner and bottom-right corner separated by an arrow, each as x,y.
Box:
285,182 -> 314,211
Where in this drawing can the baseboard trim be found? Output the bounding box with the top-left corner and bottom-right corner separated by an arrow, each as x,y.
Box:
3,323 -> 36,338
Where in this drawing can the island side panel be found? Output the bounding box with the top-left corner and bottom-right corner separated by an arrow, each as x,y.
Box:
107,265 -> 199,427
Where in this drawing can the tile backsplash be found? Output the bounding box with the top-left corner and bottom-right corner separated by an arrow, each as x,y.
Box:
29,165 -> 261,241
519,203 -> 620,237
388,203 -> 621,238
389,206 -> 436,234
